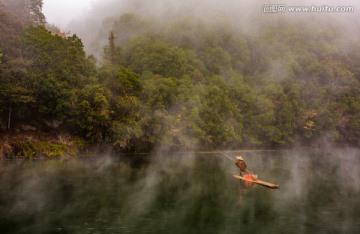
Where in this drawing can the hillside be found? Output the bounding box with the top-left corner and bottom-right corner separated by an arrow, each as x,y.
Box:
1,0 -> 360,157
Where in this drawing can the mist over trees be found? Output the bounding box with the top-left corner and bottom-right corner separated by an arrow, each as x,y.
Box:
1,0 -> 360,153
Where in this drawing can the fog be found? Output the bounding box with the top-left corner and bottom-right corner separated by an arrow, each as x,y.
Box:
38,0 -> 360,150
51,0 -> 359,58
43,0 -> 93,29
9,3 -> 357,232
1,148 -> 360,233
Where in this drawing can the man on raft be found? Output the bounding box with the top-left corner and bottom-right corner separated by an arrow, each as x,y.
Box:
235,156 -> 258,180
235,156 -> 247,176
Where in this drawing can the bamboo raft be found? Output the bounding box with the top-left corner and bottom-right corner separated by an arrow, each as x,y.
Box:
233,175 -> 280,189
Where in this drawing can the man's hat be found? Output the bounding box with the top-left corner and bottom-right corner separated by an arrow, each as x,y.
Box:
236,156 -> 244,160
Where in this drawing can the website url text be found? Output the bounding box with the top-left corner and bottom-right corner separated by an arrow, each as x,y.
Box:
262,5 -> 355,13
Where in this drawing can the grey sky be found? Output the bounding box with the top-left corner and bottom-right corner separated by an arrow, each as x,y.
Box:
43,0 -> 359,30
43,0 -> 96,29
41,0 -> 359,57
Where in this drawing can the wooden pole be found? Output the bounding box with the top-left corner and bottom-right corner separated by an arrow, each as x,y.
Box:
216,150 -> 235,162
217,150 -> 254,175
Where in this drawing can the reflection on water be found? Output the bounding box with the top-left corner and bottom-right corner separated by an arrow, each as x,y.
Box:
1,149 -> 360,233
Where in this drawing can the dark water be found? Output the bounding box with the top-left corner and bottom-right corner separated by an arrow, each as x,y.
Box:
1,149 -> 360,234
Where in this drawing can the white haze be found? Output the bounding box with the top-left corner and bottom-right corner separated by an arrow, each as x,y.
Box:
46,0 -> 360,57
41,0 -> 360,150
2,148 -> 360,232
43,0 -> 95,29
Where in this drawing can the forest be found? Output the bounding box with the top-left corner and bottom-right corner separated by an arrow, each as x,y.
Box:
0,0 -> 360,157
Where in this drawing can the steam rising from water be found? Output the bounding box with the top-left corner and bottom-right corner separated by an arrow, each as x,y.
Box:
1,148 -> 360,233
3,2 -> 359,232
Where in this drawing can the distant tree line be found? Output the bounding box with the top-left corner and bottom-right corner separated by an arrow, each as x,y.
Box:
0,2 -> 359,152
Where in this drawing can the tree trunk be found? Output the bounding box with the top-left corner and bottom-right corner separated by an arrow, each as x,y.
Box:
7,103 -> 12,130
108,31 -> 115,64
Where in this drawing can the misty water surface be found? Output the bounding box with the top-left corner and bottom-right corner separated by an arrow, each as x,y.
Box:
1,149 -> 360,234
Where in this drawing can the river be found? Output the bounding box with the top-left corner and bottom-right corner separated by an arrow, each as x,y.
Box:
1,148 -> 360,233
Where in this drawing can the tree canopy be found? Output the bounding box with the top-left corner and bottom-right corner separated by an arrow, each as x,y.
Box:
1,7 -> 360,152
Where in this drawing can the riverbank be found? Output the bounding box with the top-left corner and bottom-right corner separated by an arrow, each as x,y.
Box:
1,131 -> 356,159
0,132 -> 86,159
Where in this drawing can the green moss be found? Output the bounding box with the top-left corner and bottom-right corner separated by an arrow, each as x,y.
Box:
15,140 -> 70,158
67,137 -> 86,156
15,140 -> 37,158
34,141 -> 69,158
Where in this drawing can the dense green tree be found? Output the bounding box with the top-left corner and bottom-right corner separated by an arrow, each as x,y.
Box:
199,47 -> 232,75
21,26 -> 88,121
0,7 -> 33,129
2,5 -> 360,151
0,58 -> 34,129
74,84 -> 110,141
97,65 -> 143,149
111,13 -> 153,46
298,59 -> 358,141
103,31 -> 123,65
198,76 -> 243,147
0,0 -> 45,25
123,36 -> 205,78
138,74 -> 181,149
339,89 -> 360,144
